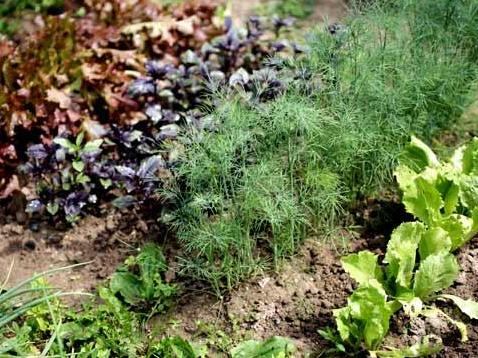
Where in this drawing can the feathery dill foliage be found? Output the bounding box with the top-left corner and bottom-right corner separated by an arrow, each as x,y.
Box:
167,0 -> 478,294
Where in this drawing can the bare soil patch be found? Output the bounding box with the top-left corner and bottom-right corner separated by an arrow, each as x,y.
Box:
0,212 -> 156,304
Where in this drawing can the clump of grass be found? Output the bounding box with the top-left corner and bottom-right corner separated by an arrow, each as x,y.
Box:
165,0 -> 478,294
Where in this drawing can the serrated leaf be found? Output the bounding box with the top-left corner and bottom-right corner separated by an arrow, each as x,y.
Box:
438,214 -> 474,251
413,253 -> 459,299
458,138 -> 478,175
341,251 -> 383,285
385,222 -> 425,290
440,294 -> 478,320
418,227 -> 451,259
399,136 -> 440,172
459,175 -> 478,211
100,178 -> 112,189
346,280 -> 393,350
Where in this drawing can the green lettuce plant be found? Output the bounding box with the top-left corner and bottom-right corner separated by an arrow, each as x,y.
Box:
327,137 -> 478,356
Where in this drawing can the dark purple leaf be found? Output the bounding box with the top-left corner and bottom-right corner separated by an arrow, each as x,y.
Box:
26,199 -> 44,213
64,192 -> 88,217
27,144 -> 48,160
137,155 -> 165,181
116,166 -> 136,179
146,61 -> 176,79
145,104 -> 163,124
128,78 -> 156,97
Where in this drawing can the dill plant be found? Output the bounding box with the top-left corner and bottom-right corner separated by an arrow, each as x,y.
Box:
166,0 -> 478,294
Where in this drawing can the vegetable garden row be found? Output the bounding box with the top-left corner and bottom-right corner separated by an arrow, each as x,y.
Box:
1,0 -> 478,356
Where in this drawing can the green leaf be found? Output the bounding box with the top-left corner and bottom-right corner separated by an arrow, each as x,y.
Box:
371,335 -> 443,358
153,336 -> 198,358
459,175 -> 478,211
438,214 -> 474,250
439,294 -> 478,320
76,131 -> 85,147
399,136 -> 440,172
454,137 -> 478,175
434,173 -> 459,215
231,336 -> 295,358
109,272 -> 143,305
72,160 -> 85,172
347,280 -> 393,350
341,251 -> 384,286
409,177 -> 443,224
100,178 -> 112,189
46,202 -> 59,216
385,222 -> 424,290
75,172 -> 90,185
418,227 -> 451,259
413,252 -> 459,299
82,139 -> 103,153
53,138 -> 75,153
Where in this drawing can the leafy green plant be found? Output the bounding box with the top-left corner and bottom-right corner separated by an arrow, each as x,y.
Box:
1,244 -> 179,356
230,336 -> 296,358
149,336 -> 207,358
109,243 -> 178,312
327,137 -> 478,355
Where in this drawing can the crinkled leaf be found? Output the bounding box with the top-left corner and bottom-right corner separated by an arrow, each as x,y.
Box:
341,251 -> 383,285
413,253 -> 459,299
459,175 -> 478,211
418,227 -> 452,259
385,222 -> 424,290
455,138 -> 478,175
346,280 -> 393,350
231,336 -> 295,358
399,136 -> 440,172
438,214 -> 475,251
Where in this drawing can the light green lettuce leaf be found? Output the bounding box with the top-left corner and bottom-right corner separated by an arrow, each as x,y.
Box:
454,137 -> 478,175
385,223 -> 425,290
439,294 -> 478,320
413,252 -> 459,299
438,213 -> 476,251
370,335 -> 443,358
399,136 -> 440,173
341,251 -> 384,286
418,227 -> 452,259
459,175 -> 478,211
347,280 -> 393,350
434,171 -> 460,215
